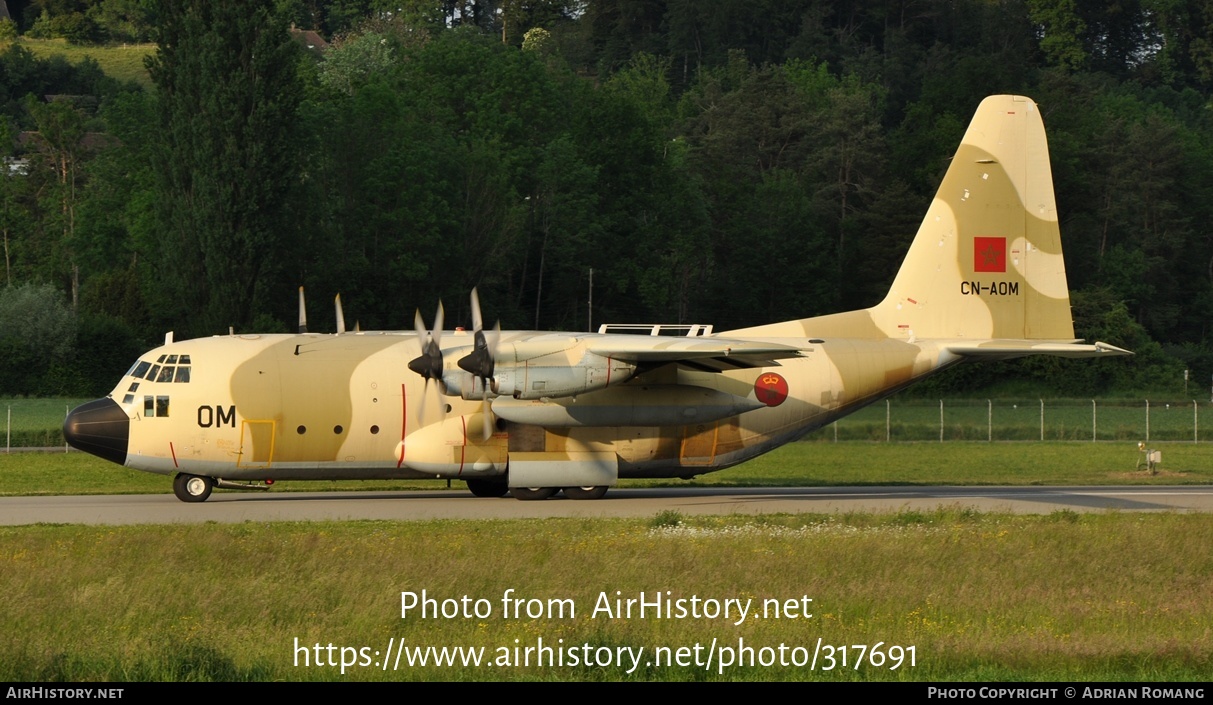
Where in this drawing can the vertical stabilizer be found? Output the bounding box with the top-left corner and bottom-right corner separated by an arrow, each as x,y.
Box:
870,94 -> 1074,341
725,95 -> 1076,342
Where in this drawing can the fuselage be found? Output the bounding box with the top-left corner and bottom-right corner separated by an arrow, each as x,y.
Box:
65,329 -> 955,483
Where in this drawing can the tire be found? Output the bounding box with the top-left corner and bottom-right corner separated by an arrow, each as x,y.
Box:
562,486 -> 608,500
466,479 -> 509,498
173,473 -> 214,503
511,486 -> 557,501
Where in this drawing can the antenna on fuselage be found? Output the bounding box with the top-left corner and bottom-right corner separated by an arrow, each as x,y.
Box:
298,287 -> 308,334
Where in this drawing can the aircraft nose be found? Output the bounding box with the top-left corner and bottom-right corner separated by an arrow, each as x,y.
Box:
63,398 -> 130,466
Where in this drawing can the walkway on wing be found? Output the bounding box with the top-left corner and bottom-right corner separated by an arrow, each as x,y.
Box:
4,486 -> 1213,525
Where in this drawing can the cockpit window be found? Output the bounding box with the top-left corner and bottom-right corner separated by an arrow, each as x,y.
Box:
157,354 -> 166,363
126,356 -> 192,383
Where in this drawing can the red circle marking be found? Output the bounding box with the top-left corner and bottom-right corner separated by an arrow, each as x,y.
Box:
754,372 -> 789,407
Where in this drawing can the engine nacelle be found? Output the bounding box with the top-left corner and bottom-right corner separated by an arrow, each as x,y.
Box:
493,349 -> 637,400
397,413 -> 506,477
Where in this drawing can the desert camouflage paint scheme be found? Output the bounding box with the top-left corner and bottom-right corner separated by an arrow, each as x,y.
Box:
64,95 -> 1129,502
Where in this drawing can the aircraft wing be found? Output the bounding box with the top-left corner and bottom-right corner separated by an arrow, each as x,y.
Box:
946,340 -> 1132,360
586,335 -> 804,370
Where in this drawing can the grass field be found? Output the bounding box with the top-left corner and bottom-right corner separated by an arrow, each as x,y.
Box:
3,440 -> 1213,498
2,511 -> 1210,681
3,427 -> 1211,682
2,37 -> 154,87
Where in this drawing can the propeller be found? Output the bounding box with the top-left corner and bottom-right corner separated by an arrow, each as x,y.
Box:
408,302 -> 446,426
335,294 -> 346,334
457,288 -> 500,440
408,301 -> 444,381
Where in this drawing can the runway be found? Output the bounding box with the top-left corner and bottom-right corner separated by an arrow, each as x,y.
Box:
3,485 -> 1213,525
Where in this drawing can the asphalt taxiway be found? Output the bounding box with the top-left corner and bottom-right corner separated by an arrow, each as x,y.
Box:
3,485 -> 1212,525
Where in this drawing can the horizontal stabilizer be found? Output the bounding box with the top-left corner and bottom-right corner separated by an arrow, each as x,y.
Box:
946,341 -> 1132,360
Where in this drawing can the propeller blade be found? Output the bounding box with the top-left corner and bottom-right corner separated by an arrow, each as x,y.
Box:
457,289 -> 497,379
335,294 -> 346,334
470,286 -> 483,332
298,287 -> 308,334
480,396 -> 494,441
418,373 -> 445,427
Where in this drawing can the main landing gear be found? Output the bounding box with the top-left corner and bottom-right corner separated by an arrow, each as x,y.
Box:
507,486 -> 609,501
173,473 -> 214,503
562,486 -> 609,500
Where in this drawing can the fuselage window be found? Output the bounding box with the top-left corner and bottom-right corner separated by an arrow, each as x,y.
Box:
156,396 -> 170,417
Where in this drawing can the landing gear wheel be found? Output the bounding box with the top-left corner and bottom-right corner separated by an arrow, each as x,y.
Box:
466,479 -> 509,498
511,486 -> 557,501
562,486 -> 608,500
173,473 -> 214,503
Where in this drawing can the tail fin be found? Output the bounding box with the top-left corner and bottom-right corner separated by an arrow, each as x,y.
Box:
870,94 -> 1072,341
728,95 -> 1084,343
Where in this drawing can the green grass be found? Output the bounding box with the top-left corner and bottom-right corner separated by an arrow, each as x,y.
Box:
3,440 -> 1211,499
2,512 -> 1210,681
2,37 -> 154,87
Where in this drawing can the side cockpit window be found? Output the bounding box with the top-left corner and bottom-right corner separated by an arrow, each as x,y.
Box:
144,395 -> 170,417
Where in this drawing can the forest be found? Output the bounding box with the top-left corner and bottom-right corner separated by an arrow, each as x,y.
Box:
1,0 -> 1212,397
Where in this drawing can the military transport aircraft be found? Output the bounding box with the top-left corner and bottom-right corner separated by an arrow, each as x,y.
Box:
64,94 -> 1130,503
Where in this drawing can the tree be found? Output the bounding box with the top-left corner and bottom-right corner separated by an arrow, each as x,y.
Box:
0,282 -> 76,394
145,0 -> 302,335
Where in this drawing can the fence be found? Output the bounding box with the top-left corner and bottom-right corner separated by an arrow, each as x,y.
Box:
7,398 -> 1213,451
806,399 -> 1211,442
4,400 -> 81,452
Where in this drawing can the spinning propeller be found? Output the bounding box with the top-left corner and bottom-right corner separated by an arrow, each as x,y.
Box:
408,302 -> 446,424
457,288 -> 501,440
408,301 -> 445,381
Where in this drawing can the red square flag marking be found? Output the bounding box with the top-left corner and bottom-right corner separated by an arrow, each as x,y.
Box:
973,237 -> 1006,273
